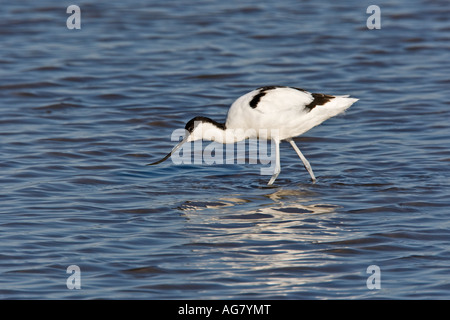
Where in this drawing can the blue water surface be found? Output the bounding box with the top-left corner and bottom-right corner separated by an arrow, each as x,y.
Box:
0,0 -> 449,299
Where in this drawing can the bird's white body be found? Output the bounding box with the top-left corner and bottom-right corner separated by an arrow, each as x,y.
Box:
149,85 -> 358,185
225,87 -> 357,141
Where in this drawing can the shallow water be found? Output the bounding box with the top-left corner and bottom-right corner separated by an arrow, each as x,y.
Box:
1,0 -> 449,299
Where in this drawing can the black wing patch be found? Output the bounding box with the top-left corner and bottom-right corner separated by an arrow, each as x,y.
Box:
304,93 -> 335,111
249,86 -> 308,109
249,86 -> 331,111
249,86 -> 275,108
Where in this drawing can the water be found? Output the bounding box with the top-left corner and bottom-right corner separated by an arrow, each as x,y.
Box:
1,0 -> 449,299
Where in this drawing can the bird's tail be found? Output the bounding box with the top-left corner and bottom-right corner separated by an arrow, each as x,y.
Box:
295,95 -> 358,137
319,95 -> 358,118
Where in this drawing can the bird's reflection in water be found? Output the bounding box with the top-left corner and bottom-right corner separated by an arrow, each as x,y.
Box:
261,188 -> 340,215
178,186 -> 344,246
177,188 -> 345,296
179,187 -> 340,216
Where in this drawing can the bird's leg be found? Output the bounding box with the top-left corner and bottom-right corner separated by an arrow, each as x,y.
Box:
267,139 -> 280,185
286,138 -> 316,182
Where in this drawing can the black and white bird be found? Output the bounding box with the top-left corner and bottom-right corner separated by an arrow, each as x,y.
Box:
148,85 -> 358,185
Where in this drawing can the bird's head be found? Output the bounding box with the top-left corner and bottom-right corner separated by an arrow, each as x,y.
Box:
184,116 -> 225,142
147,116 -> 225,165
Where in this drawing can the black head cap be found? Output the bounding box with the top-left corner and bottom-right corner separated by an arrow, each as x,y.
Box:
185,116 -> 225,133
